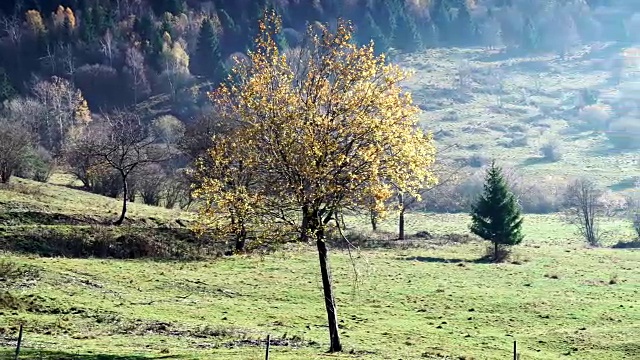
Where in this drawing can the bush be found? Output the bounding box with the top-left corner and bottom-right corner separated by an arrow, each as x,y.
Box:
579,104 -> 610,130
499,134 -> 528,148
88,166 -> 123,198
632,210 -> 640,239
164,170 -> 192,209
0,120 -> 33,183
16,146 -> 55,182
607,118 -> 640,149
467,154 -> 490,168
442,110 -> 459,122
513,182 -> 563,214
540,140 -> 563,162
133,164 -> 167,206
419,170 -> 563,214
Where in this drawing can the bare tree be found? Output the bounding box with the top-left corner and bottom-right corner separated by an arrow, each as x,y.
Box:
90,112 -> 169,225
101,30 -> 116,67
563,178 -> 604,246
31,76 -> 85,152
124,45 -> 149,104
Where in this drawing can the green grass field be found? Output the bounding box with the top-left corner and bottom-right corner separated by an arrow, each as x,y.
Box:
2,233 -> 639,359
3,44 -> 640,359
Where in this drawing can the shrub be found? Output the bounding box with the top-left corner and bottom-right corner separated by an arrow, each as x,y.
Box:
88,166 -> 123,198
607,118 -> 640,149
0,120 -> 33,183
632,208 -> 640,239
442,110 -> 459,122
500,134 -> 528,148
164,171 -> 192,209
579,104 -> 610,130
539,140 -> 563,162
16,146 -> 55,182
468,154 -> 490,168
514,182 -> 563,214
133,164 -> 167,206
0,258 -> 23,282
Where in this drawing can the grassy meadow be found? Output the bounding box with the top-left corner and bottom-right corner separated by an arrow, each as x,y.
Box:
2,43 -> 640,359
403,44 -> 640,194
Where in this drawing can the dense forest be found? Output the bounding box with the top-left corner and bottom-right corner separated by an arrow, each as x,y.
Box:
0,0 -> 639,216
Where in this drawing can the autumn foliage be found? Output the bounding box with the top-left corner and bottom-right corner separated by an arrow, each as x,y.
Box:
193,11 -> 436,352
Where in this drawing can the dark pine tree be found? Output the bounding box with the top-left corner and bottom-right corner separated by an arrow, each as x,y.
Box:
393,7 -> 422,52
0,67 -> 16,103
193,19 -> 223,82
452,2 -> 474,46
431,0 -> 452,44
80,6 -> 96,43
522,17 -> 540,52
360,11 -> 391,53
470,161 -> 524,262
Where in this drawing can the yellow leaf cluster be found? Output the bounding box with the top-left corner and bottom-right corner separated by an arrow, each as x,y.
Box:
195,11 -> 437,237
26,10 -> 46,34
52,6 -> 76,30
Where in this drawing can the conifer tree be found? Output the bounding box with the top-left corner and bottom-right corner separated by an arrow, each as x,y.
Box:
453,2 -> 474,46
470,161 -> 524,262
80,7 -> 96,43
194,18 -> 223,82
361,11 -> 391,53
522,17 -> 539,52
394,6 -> 422,51
432,0 -> 452,44
0,67 -> 15,103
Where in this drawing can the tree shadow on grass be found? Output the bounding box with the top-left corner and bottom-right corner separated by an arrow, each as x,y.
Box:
0,350 -> 184,360
399,256 -> 494,264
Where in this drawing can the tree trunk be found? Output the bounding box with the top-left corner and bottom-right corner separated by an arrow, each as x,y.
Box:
399,208 -> 405,241
398,193 -> 405,240
315,229 -> 342,352
494,241 -> 499,262
235,224 -> 247,252
114,175 -> 128,226
370,209 -> 377,232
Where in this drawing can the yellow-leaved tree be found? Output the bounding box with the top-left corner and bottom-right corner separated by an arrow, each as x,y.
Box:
193,12 -> 436,352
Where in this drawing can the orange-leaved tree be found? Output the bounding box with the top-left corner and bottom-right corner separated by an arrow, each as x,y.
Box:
193,11 -> 437,352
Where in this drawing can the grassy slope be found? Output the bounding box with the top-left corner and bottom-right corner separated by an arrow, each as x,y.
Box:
401,44 -> 640,193
0,174 -> 193,226
1,234 -> 639,359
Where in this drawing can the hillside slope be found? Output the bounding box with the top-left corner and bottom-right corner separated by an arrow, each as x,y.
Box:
402,43 -> 640,196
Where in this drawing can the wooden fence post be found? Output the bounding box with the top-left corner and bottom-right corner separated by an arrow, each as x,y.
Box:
265,334 -> 270,360
14,324 -> 23,360
513,340 -> 517,360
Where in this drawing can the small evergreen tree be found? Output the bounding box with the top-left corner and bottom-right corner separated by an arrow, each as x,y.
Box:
470,161 -> 524,262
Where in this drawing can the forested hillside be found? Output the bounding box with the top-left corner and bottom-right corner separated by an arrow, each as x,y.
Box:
1,0 -> 639,217
0,0 -> 634,114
